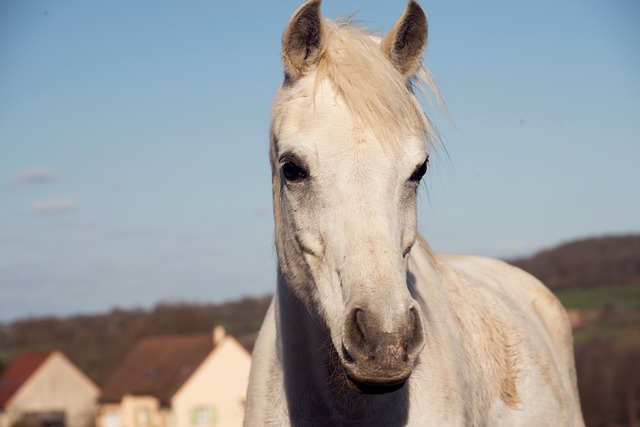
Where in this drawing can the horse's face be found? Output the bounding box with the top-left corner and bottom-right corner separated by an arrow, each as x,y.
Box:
271,0 -> 430,394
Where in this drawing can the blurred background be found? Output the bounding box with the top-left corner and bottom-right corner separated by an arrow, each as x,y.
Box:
1,1 -> 638,426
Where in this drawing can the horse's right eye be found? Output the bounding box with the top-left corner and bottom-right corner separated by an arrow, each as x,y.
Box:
282,161 -> 308,182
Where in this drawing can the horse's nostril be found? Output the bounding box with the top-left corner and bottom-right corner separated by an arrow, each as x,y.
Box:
406,306 -> 425,356
346,307 -> 371,353
342,344 -> 355,364
354,308 -> 367,340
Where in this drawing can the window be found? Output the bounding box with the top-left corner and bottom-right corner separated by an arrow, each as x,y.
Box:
136,407 -> 150,427
190,406 -> 217,426
105,412 -> 121,427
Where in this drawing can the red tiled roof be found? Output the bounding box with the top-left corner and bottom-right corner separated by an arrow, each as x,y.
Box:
99,334 -> 214,404
0,351 -> 53,407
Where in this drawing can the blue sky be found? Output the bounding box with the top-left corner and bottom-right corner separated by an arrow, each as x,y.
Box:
1,0 -> 639,322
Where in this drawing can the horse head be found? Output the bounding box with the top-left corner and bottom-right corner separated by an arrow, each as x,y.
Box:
271,0 -> 433,394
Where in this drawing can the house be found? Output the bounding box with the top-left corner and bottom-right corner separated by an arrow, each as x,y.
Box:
97,327 -> 250,427
0,351 -> 99,427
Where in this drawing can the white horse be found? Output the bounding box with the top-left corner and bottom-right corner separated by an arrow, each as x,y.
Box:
245,1 -> 584,425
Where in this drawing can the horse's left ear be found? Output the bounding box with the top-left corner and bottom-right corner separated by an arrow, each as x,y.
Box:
381,0 -> 428,77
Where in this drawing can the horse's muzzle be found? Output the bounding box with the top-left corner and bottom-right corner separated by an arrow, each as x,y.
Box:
341,305 -> 425,394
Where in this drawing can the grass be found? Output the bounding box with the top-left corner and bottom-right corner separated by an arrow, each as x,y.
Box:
554,282 -> 640,310
553,283 -> 640,347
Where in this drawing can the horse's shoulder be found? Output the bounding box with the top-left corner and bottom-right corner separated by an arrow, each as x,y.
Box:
436,253 -> 574,363
429,253 -> 580,420
437,252 -> 531,282
437,253 -> 559,306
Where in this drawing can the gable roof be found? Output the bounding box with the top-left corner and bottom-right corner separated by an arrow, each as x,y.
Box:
99,333 -> 214,404
0,351 -> 53,408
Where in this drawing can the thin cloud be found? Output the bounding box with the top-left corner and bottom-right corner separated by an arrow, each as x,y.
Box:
486,241 -> 540,260
26,197 -> 77,215
0,234 -> 38,249
14,166 -> 59,185
252,204 -> 270,216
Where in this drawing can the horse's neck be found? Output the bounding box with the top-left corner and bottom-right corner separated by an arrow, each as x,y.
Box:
275,276 -> 337,420
275,275 -> 329,386
275,271 -> 412,424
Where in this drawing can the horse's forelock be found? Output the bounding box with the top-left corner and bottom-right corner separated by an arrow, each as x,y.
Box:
274,18 -> 441,151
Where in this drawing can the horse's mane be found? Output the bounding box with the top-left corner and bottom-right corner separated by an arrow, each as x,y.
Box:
312,18 -> 442,148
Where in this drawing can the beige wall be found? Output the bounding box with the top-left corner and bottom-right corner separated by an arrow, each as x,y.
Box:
172,338 -> 251,427
4,352 -> 99,427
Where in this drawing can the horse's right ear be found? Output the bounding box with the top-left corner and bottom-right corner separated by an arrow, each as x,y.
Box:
282,0 -> 324,80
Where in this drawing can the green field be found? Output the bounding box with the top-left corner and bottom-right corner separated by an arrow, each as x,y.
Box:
554,283 -> 640,310
553,283 -> 640,348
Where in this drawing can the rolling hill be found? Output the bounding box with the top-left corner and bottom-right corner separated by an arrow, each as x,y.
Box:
508,234 -> 640,289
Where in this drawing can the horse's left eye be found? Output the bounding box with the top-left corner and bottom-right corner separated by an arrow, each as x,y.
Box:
409,157 -> 429,182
